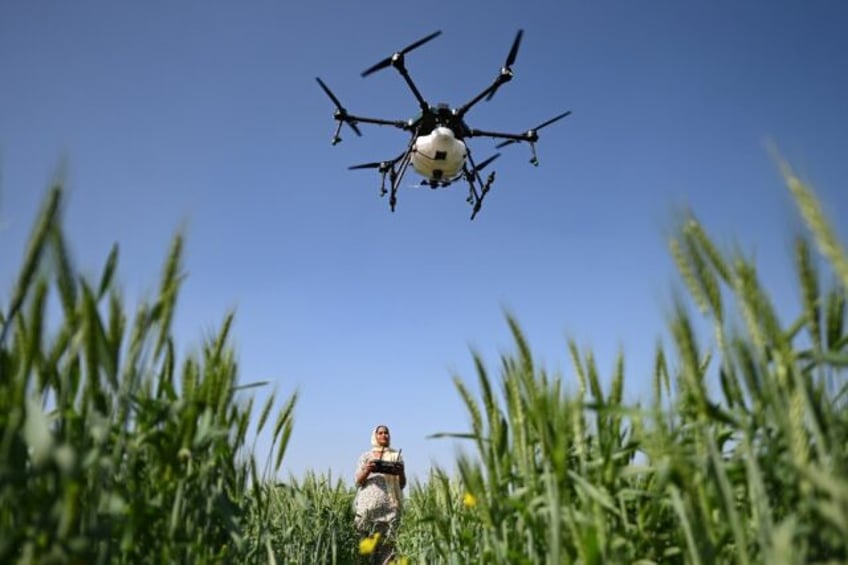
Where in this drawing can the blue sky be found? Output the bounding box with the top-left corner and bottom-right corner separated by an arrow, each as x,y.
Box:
2,1 -> 846,482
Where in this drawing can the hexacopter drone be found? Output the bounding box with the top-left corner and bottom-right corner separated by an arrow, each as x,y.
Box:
316,30 -> 570,220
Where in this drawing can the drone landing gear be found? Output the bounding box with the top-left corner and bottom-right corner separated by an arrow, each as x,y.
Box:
376,166 -> 390,197
330,118 -> 344,146
462,152 -> 500,220
528,142 -> 539,166
466,170 -> 496,221
389,153 -> 413,212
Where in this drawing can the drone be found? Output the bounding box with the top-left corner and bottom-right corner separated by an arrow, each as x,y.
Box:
316,30 -> 571,220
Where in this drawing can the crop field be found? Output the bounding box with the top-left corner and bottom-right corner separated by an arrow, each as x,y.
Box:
1,161 -> 846,563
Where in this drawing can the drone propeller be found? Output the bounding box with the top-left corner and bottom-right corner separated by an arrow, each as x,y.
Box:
349,161 -> 392,171
485,29 -> 523,102
473,153 -> 500,174
505,30 -> 523,69
315,77 -> 362,139
495,110 -> 572,148
361,31 -> 442,77
348,158 -> 402,198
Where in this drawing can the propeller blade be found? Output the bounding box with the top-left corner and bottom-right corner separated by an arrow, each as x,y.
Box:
347,121 -> 363,137
316,77 -> 343,108
361,30 -> 442,77
534,110 -> 572,130
401,30 -> 442,55
361,58 -> 392,77
505,29 -> 523,69
495,111 -> 572,148
348,161 -> 385,170
316,77 -> 362,136
473,153 -> 500,172
485,29 -> 524,101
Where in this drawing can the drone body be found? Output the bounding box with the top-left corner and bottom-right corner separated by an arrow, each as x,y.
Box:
317,30 -> 570,219
410,126 -> 467,183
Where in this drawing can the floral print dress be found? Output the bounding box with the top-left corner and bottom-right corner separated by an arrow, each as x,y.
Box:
353,450 -> 403,534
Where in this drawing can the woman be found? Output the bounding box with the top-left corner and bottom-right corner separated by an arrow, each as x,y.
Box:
353,425 -> 406,562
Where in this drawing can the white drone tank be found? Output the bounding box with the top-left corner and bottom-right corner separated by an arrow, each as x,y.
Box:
410,126 -> 467,183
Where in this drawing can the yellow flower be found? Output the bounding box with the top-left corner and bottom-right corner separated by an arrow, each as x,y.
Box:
389,557 -> 410,565
463,492 -> 477,508
359,532 -> 381,555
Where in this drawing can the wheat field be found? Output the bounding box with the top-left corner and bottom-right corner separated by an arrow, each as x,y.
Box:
1,161 -> 845,563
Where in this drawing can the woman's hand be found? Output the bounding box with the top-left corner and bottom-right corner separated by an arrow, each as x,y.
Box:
356,460 -> 377,486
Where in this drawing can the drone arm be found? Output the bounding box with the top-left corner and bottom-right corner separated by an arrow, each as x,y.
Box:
343,114 -> 412,130
327,114 -> 412,145
386,133 -> 419,212
317,77 -> 413,143
467,128 -> 535,143
456,30 -> 523,117
470,111 -> 571,164
455,77 -> 508,118
469,128 -> 542,165
394,62 -> 430,112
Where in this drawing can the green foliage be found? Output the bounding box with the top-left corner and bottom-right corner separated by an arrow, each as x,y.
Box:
395,469 -> 484,563
406,161 -> 847,563
0,183 -> 296,563
3,158 -> 845,564
249,473 -> 360,564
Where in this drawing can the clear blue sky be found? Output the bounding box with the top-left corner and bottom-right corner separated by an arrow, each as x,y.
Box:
2,1 -> 846,482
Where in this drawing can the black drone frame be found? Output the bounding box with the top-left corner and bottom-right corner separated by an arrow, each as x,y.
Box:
317,30 -> 571,219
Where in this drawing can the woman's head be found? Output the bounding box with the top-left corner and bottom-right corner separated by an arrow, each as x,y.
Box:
371,425 -> 391,448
